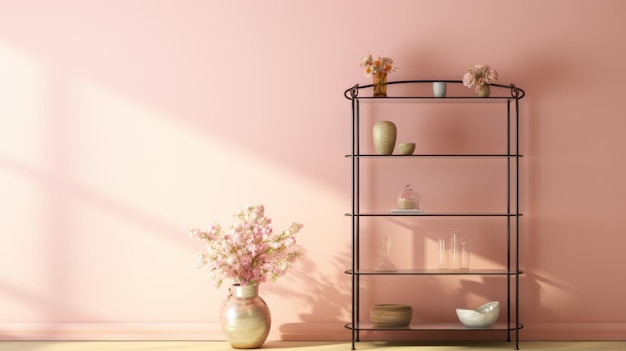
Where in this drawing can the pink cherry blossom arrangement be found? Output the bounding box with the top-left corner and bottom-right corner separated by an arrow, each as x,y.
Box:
189,204 -> 303,287
360,54 -> 397,77
463,64 -> 498,92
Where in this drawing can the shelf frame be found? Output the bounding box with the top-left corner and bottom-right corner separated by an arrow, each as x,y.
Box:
345,80 -> 525,350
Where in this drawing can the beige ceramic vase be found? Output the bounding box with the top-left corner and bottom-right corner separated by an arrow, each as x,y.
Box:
476,84 -> 490,98
373,121 -> 397,155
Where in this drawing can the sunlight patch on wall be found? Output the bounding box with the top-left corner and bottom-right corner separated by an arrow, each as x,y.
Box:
58,77 -> 348,321
0,40 -> 348,323
0,41 -> 55,321
0,41 -> 48,166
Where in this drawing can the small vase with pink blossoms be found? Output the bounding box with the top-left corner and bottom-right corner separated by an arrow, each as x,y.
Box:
462,64 -> 498,98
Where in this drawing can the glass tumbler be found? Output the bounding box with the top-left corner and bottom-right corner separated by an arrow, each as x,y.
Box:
461,237 -> 470,270
449,229 -> 461,269
438,237 -> 449,269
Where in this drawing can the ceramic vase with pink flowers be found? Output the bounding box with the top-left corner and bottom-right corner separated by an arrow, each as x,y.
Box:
189,204 -> 304,349
463,64 -> 498,97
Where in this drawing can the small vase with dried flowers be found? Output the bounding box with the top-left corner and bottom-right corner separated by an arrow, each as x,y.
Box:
462,64 -> 498,97
360,54 -> 397,97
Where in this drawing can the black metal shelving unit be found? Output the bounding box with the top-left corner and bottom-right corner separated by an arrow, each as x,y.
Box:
343,80 -> 525,350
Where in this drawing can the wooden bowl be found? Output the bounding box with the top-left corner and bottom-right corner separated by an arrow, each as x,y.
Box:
370,304 -> 413,327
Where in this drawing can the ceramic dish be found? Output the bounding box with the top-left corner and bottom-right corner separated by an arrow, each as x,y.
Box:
456,301 -> 500,328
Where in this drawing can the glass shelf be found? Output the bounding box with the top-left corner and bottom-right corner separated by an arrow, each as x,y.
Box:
354,96 -> 519,103
344,269 -> 523,276
345,322 -> 524,332
345,154 -> 523,158
344,80 -> 526,101
344,212 -> 523,217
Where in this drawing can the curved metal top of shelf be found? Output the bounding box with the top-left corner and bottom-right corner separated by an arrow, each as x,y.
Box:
344,79 -> 525,100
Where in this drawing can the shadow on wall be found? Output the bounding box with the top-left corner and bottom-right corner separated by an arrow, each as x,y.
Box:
276,245 -> 352,340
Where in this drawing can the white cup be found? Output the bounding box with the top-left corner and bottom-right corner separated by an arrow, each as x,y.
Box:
433,82 -> 447,98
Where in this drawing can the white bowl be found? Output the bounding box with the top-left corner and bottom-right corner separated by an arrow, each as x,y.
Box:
456,301 -> 500,328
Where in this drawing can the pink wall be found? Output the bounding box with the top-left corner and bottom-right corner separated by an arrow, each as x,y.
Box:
1,0 -> 625,341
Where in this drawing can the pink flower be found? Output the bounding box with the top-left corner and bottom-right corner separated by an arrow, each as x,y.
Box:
462,72 -> 475,87
474,64 -> 489,72
463,64 -> 498,88
189,204 -> 304,288
485,69 -> 498,83
360,55 -> 373,68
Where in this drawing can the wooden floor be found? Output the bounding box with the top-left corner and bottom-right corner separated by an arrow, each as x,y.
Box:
0,341 -> 624,351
